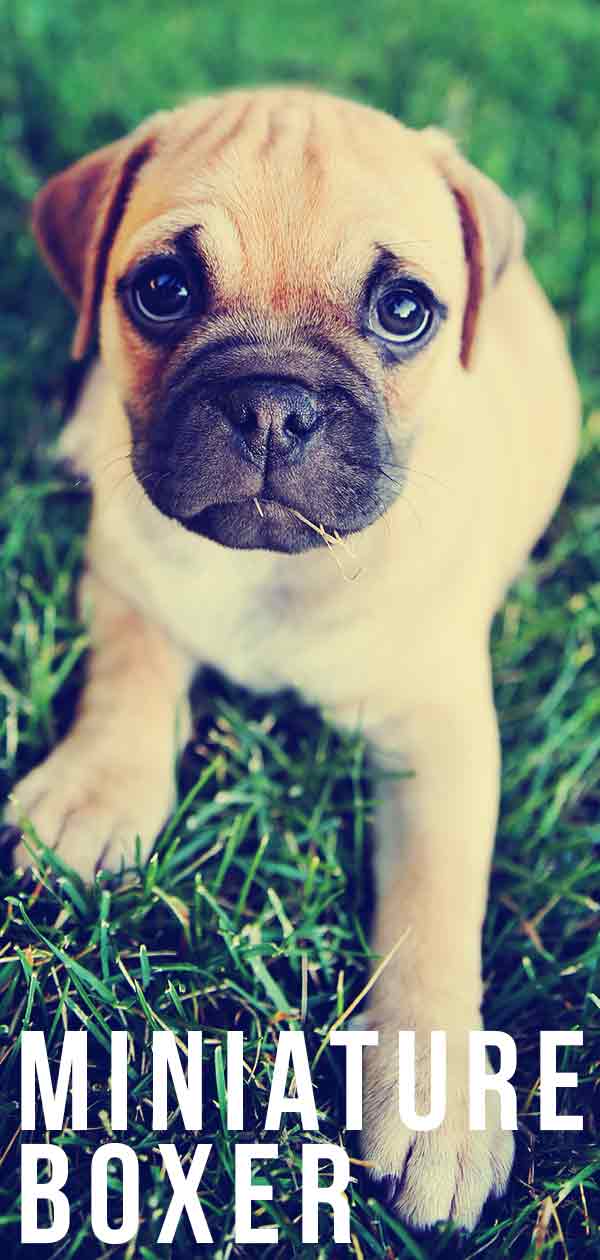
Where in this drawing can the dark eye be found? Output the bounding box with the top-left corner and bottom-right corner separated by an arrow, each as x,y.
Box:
369,282 -> 433,345
130,261 -> 192,323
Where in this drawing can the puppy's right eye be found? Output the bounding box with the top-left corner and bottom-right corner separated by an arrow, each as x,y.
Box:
130,260 -> 192,324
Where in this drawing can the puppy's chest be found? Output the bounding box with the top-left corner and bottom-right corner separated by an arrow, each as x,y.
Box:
213,590 -> 338,695
198,581 -> 367,703
129,542 -> 366,701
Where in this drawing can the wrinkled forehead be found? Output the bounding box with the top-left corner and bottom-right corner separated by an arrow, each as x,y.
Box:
111,91 -> 464,302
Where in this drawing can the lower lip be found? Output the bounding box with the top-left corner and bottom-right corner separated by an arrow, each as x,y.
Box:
181,497 -> 335,551
186,496 -> 290,525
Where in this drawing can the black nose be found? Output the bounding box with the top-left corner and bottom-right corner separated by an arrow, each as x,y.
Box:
223,378 -> 319,462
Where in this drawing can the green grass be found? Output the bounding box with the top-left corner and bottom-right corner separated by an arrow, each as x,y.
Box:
0,0 -> 599,1255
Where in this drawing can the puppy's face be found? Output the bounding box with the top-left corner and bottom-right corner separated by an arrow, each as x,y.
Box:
34,90 -> 523,552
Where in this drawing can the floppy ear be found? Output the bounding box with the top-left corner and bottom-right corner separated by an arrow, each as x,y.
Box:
422,127 -> 525,368
31,115 -> 165,360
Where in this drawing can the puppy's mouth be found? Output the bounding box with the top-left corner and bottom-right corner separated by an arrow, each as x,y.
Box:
137,461 -> 394,553
129,363 -> 401,553
179,495 -> 354,553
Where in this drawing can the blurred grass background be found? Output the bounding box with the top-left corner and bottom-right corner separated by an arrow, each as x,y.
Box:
0,0 -> 599,1256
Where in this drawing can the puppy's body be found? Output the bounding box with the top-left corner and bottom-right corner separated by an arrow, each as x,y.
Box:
10,89 -> 579,1229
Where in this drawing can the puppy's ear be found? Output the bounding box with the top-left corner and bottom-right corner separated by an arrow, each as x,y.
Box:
31,115 -> 165,360
422,127 -> 525,368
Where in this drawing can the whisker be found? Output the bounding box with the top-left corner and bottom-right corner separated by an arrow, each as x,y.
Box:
103,468 -> 137,504
96,453 -> 134,479
345,455 -> 449,493
395,491 -> 423,531
391,462 -> 451,492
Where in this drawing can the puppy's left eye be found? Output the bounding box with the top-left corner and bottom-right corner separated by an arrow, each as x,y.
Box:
369,282 -> 433,345
130,261 -> 192,324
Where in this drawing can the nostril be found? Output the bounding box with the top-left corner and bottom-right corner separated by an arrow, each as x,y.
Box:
226,393 -> 259,431
238,403 -> 258,430
284,410 -> 303,437
284,402 -> 318,439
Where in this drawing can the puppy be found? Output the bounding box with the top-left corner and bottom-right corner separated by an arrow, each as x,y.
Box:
8,88 -> 579,1229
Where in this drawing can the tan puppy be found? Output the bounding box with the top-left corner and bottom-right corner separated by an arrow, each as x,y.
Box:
8,88 -> 579,1229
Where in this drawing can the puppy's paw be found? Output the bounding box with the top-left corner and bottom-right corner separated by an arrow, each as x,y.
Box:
6,740 -> 173,881
362,1023 -> 514,1231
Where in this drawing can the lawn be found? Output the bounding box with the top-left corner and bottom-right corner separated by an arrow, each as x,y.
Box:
0,0 -> 599,1256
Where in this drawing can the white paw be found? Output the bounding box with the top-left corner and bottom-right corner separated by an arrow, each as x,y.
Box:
362,1024 -> 515,1231
4,739 -> 173,881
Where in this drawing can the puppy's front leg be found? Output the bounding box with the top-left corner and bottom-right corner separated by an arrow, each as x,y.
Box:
361,645 -> 514,1230
7,574 -> 191,879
